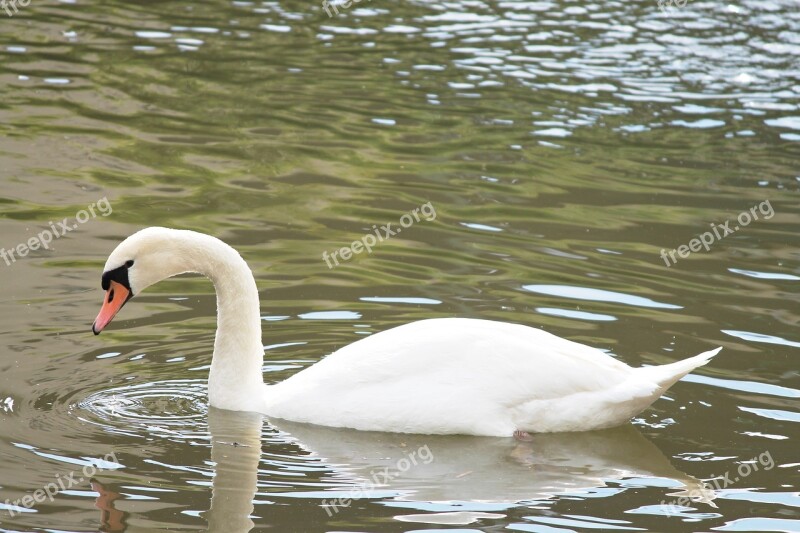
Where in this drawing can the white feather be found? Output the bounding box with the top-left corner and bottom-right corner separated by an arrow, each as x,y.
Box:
98,228 -> 721,436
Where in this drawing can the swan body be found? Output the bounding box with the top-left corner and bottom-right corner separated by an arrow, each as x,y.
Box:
93,227 -> 721,436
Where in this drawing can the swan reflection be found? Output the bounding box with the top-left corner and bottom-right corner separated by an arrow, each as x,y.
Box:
202,409 -> 714,532
204,409 -> 263,532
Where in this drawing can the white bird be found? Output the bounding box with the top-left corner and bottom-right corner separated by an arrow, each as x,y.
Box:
92,227 -> 721,436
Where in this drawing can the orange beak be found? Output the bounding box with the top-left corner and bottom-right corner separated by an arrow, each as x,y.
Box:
92,280 -> 131,335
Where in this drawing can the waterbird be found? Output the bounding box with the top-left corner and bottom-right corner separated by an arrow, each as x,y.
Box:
92,227 -> 721,436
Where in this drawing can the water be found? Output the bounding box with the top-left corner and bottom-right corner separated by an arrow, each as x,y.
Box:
1,0 -> 799,531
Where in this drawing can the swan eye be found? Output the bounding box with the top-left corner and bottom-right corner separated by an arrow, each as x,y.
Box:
125,260 -> 134,268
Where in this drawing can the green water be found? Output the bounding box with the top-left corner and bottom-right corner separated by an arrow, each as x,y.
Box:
0,0 -> 798,531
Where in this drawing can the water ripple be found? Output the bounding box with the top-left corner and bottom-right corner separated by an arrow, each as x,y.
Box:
76,379 -> 208,434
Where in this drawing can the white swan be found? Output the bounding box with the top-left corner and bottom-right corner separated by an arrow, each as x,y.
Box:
92,227 -> 721,436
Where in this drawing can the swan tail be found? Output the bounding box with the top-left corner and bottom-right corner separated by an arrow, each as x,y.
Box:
637,347 -> 722,391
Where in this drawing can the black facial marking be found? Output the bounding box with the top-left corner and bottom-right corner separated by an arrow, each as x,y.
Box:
101,262 -> 132,293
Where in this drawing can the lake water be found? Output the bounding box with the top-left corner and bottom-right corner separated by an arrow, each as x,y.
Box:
0,0 -> 798,531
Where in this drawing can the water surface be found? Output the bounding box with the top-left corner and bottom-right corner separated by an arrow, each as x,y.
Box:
1,0 -> 798,531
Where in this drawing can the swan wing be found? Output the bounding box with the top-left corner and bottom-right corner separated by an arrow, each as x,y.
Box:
265,318 -> 649,435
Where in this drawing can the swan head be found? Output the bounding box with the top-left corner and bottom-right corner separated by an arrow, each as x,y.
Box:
92,227 -> 201,335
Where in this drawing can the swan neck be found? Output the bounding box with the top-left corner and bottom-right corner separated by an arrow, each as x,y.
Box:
190,235 -> 265,411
